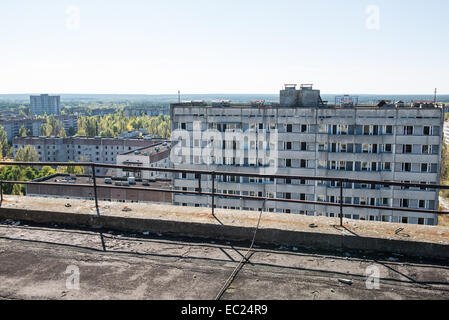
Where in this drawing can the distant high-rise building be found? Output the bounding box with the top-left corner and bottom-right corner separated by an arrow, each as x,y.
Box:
30,94 -> 61,116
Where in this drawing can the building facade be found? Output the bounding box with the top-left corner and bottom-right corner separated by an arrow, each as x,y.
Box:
30,94 -> 61,116
116,142 -> 172,180
170,84 -> 444,226
13,136 -> 167,175
26,174 -> 172,203
0,116 -> 44,143
0,115 -> 78,143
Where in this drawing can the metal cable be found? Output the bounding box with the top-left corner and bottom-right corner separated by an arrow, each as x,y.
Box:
214,200 -> 265,300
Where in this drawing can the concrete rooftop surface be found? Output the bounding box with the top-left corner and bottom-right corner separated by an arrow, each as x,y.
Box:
0,195 -> 449,300
1,195 -> 448,247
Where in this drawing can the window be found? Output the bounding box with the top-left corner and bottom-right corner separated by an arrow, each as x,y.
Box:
286,124 -> 292,133
318,143 -> 327,152
362,144 -> 370,153
384,144 -> 392,153
403,163 -> 411,172
421,163 -> 428,173
423,126 -> 431,135
300,159 -> 307,168
361,162 -> 370,171
384,162 -> 391,171
301,125 -> 307,133
401,199 -> 409,208
422,145 -> 430,154
385,125 -> 393,134
285,159 -> 292,167
403,145 -> 412,153
363,125 -> 370,135
285,142 -> 292,150
301,142 -> 307,151
404,126 -> 413,135
318,160 -> 326,169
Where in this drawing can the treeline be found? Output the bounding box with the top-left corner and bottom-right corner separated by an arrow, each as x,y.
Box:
0,126 -> 12,158
16,115 -> 67,139
20,113 -> 171,139
76,113 -> 170,138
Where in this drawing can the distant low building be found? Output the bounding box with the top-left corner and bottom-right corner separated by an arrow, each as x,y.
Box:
123,106 -> 169,117
0,115 -> 78,143
26,174 -> 172,204
116,142 -> 172,180
13,136 -> 168,175
119,129 -> 149,139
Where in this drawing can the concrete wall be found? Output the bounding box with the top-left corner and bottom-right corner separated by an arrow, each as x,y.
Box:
0,205 -> 448,260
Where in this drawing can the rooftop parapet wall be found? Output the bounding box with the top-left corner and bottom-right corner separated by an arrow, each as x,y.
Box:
0,195 -> 448,260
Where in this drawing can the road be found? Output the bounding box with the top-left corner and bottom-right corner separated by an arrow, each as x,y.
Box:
1,219 -> 449,300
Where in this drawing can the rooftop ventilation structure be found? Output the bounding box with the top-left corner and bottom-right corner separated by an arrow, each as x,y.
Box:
300,84 -> 314,90
251,100 -> 265,107
211,100 -> 231,108
280,83 -> 322,107
284,84 -> 297,90
335,95 -> 359,107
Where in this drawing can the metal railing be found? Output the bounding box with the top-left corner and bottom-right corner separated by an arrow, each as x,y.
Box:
0,161 -> 448,227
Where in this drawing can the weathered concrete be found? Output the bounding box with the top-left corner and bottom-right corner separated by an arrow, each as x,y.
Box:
1,221 -> 449,300
0,195 -> 448,261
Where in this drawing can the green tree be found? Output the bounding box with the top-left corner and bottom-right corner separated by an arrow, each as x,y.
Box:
19,125 -> 27,137
37,166 -> 56,178
40,115 -> 66,137
56,162 -> 84,175
15,145 -> 40,162
0,126 -> 8,157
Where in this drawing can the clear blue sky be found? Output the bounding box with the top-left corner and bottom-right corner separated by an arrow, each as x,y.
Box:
1,0 -> 448,94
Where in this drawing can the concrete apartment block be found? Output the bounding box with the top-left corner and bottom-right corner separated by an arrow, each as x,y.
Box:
170,84 -> 444,226
12,136 -> 167,175
0,115 -> 78,143
30,94 -> 61,116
